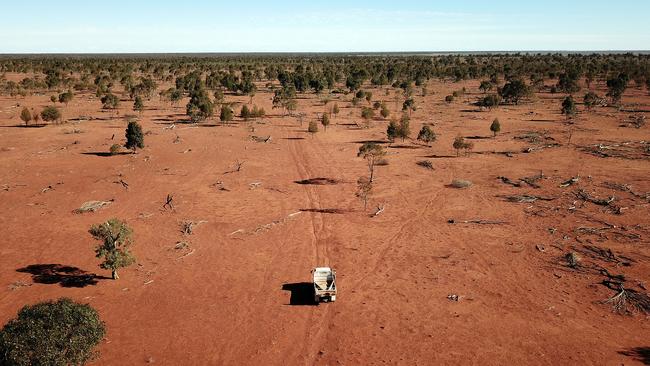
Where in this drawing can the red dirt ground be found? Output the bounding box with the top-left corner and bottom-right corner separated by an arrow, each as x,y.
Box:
1,78 -> 649,365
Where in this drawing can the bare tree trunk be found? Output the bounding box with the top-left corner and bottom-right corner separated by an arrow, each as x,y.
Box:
112,269 -> 119,280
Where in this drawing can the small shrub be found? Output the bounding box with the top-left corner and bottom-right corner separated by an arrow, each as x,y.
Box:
20,107 -> 31,125
308,120 -> 319,134
40,106 -> 61,123
220,105 -> 234,122
109,144 -> 121,155
445,95 -> 454,103
490,118 -> 501,137
565,252 -> 581,268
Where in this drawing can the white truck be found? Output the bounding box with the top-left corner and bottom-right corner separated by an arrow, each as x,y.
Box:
312,267 -> 337,303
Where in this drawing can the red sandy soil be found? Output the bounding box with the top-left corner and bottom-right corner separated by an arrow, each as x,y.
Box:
0,78 -> 649,365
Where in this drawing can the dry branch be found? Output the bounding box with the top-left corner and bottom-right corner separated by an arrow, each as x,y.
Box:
602,283 -> 650,315
447,218 -> 507,225
502,194 -> 555,203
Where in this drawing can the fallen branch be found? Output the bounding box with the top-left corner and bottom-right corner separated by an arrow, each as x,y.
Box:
501,194 -> 555,203
251,135 -> 272,143
560,177 -> 579,188
447,219 -> 507,225
520,171 -> 544,188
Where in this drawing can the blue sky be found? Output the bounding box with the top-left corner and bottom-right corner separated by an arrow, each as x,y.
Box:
1,0 -> 648,53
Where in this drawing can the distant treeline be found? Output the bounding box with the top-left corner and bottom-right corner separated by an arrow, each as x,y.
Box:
1,53 -> 648,98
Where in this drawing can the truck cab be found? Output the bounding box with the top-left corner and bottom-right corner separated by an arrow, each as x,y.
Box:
312,267 -> 336,303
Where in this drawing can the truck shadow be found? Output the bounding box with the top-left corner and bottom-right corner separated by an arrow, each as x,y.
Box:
282,282 -> 317,306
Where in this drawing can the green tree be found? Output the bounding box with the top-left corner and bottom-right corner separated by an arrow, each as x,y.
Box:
557,71 -> 581,94
332,103 -> 340,118
186,89 -> 214,123
386,119 -> 398,142
89,218 -> 136,280
0,298 -> 105,366
498,80 -> 530,105
240,105 -> 251,121
124,120 -> 144,152
561,96 -> 577,118
357,142 -> 386,182
133,96 -> 144,114
361,107 -> 374,121
453,135 -> 465,157
402,97 -> 416,115
606,74 -> 628,105
100,93 -> 119,110
365,91 -> 373,104
477,94 -> 500,109
20,107 -> 31,126
397,114 -> 410,142
321,112 -> 330,131
380,103 -> 390,119
40,106 -> 61,123
583,92 -> 600,110
58,90 -> 73,106
490,118 -> 501,137
308,120 -> 319,135
220,105 -> 234,123
479,80 -> 493,93
417,125 -> 436,146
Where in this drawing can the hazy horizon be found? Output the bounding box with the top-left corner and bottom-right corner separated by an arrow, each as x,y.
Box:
2,0 -> 649,53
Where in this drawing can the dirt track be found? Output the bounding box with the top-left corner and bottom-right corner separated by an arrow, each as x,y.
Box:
1,79 -> 649,365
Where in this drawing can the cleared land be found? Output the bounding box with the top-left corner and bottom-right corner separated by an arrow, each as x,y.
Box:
1,74 -> 649,365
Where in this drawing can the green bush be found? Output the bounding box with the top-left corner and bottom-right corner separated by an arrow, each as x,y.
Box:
0,298 -> 105,366
40,106 -> 61,123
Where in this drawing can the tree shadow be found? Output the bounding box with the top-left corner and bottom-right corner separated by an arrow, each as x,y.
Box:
294,177 -> 339,185
422,154 -> 457,159
0,124 -> 48,128
620,347 -> 650,365
388,144 -> 420,149
81,152 -> 131,157
17,264 -> 108,288
282,282 -> 317,306
300,208 -> 346,214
